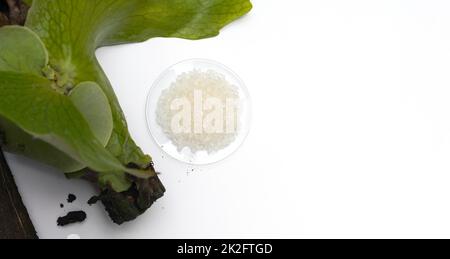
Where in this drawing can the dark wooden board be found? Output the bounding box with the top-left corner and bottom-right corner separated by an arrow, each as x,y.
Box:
0,147 -> 38,239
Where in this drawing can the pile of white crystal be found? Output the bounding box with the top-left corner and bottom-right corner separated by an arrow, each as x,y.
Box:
156,69 -> 240,153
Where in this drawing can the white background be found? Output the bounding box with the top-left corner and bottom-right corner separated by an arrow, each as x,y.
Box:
8,0 -> 450,238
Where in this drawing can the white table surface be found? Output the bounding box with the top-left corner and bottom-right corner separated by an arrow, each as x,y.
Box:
9,0 -> 450,239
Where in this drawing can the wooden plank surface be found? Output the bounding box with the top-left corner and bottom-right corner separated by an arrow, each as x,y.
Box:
0,147 -> 38,239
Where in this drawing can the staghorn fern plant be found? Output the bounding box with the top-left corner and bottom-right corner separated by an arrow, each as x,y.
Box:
0,0 -> 252,225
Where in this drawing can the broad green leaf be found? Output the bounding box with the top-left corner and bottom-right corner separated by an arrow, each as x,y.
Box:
0,26 -> 113,151
0,116 -> 83,172
69,81 -> 113,146
0,26 -> 148,186
99,0 -> 254,45
0,71 -> 124,174
98,173 -> 131,193
26,0 -> 252,47
25,0 -> 252,171
0,25 -> 47,75
0,26 -> 119,175
0,26 -> 81,172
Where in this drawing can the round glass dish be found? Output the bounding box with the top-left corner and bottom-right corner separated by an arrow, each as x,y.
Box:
146,59 -> 251,165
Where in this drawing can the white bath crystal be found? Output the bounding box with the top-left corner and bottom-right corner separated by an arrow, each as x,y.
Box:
156,69 -> 240,153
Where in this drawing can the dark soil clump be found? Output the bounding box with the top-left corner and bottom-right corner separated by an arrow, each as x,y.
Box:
57,211 -> 87,226
67,194 -> 76,203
